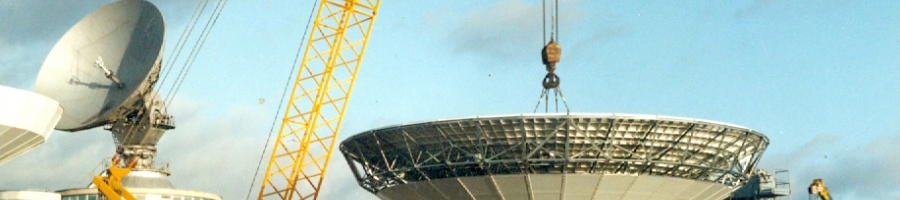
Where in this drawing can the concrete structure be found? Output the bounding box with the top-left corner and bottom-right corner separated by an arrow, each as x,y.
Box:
0,85 -> 63,164
0,191 -> 61,200
58,187 -> 221,200
1,172 -> 221,200
56,169 -> 221,200
341,113 -> 770,199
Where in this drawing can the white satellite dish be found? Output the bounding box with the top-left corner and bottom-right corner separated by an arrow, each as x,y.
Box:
34,0 -> 165,131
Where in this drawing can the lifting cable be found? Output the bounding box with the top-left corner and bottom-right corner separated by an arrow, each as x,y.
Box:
125,0 -> 209,144
164,0 -> 229,108
120,0 -> 227,150
541,0 -> 559,43
244,0 -> 321,199
533,0 -> 569,114
152,0 -> 210,104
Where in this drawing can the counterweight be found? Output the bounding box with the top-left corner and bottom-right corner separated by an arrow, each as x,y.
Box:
257,0 -> 381,199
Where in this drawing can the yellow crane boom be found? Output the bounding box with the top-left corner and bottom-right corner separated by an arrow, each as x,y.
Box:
809,179 -> 831,200
93,157 -> 137,200
258,0 -> 381,199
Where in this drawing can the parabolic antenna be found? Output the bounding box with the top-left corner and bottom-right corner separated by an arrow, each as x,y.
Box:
34,0 -> 165,131
342,113 -> 770,199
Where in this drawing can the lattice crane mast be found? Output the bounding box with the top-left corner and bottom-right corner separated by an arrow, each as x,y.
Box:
257,0 -> 381,199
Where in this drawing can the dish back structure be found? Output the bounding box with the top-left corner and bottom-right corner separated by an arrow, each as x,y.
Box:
340,113 -> 769,199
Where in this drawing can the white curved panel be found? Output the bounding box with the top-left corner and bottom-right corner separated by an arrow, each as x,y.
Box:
376,174 -> 733,200
0,85 -> 63,164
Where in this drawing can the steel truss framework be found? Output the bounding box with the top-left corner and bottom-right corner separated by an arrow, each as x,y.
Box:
258,0 -> 381,199
340,113 -> 769,194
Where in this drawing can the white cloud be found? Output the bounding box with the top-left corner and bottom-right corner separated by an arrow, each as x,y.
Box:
0,39 -> 45,89
759,133 -> 900,199
0,1 -> 377,199
447,0 -> 582,61
0,128 -> 115,190
0,94 -> 378,199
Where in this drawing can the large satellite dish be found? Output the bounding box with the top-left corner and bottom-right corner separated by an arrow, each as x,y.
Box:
34,0 -> 165,131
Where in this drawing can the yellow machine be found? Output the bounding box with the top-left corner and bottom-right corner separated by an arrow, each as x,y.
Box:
808,179 -> 831,200
257,0 -> 381,199
92,157 -> 137,200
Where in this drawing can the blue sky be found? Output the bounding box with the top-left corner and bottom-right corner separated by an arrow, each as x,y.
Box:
1,0 -> 898,199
